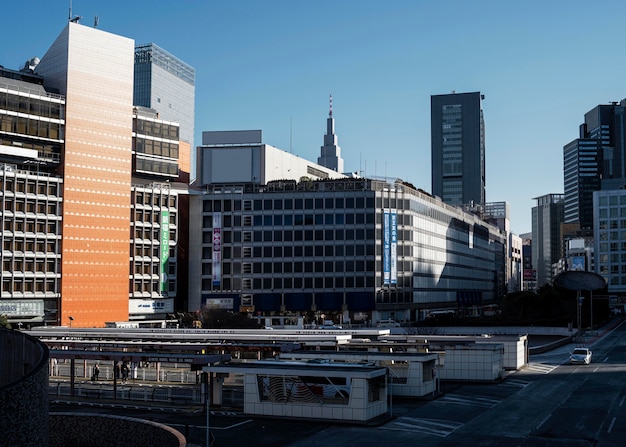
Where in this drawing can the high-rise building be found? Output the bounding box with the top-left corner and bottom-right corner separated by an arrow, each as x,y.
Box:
563,138 -> 601,229
532,194 -> 564,287
563,101 -> 626,231
35,22 -> 136,328
317,95 -> 344,173
594,189 -> 626,293
431,91 -> 485,207
0,22 -> 191,328
134,43 -> 195,182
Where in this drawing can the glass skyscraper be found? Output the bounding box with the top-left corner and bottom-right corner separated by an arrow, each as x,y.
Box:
431,92 -> 486,208
134,43 -> 195,179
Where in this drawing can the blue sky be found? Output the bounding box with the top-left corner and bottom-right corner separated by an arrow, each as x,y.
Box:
4,1 -> 626,234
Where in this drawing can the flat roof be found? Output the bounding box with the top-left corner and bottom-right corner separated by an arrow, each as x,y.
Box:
204,360 -> 387,379
48,350 -> 230,365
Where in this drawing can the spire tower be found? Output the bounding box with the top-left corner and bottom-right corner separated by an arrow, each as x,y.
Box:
317,95 -> 344,173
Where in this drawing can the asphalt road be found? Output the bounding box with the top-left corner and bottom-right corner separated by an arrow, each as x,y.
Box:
51,320 -> 626,447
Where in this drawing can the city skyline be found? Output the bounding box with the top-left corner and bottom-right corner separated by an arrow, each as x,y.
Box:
4,0 -> 626,234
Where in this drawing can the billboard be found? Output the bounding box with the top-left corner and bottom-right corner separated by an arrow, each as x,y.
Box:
160,210 -> 170,293
212,212 -> 222,286
383,209 -> 398,285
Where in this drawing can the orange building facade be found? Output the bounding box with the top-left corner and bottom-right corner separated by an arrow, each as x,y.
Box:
36,23 -> 135,327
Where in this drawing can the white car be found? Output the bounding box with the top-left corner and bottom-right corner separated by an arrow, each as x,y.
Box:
569,348 -> 592,365
376,319 -> 401,328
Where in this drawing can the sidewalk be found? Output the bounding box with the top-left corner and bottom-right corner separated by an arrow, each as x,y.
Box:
577,317 -> 624,346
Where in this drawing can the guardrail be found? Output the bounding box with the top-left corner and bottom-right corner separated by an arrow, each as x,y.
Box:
49,381 -> 204,405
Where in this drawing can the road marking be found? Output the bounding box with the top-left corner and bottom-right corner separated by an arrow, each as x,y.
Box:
525,362 -> 559,374
500,379 -> 531,388
620,396 -> 625,407
593,366 -> 600,373
603,357 -> 609,363
536,412 -> 552,430
171,419 -> 253,431
607,416 -> 616,433
439,394 -> 500,408
382,417 -> 462,437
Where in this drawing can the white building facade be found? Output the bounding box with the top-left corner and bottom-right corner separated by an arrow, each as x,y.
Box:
189,131 -> 507,325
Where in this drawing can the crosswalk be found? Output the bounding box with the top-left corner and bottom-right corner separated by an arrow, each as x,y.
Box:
524,362 -> 560,374
438,393 -> 501,408
382,417 -> 463,437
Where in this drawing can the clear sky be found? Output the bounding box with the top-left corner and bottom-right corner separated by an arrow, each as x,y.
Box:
3,0 -> 626,235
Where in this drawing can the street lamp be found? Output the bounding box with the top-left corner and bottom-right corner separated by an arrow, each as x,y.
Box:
68,316 -> 74,328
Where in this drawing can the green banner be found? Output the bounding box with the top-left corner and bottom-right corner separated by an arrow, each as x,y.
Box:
160,210 -> 170,293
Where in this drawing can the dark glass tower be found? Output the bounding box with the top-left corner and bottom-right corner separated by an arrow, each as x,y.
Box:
431,92 -> 485,207
563,137 -> 601,229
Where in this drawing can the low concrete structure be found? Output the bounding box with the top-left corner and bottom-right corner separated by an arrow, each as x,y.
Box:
279,350 -> 438,397
204,360 -> 388,422
381,333 -> 528,371
435,343 -> 505,381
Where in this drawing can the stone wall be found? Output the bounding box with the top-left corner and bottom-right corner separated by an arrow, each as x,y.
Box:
49,413 -> 186,447
0,329 -> 49,447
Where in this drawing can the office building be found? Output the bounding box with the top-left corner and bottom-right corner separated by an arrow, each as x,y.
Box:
134,43 -> 195,181
431,91 -> 486,208
531,194 -> 564,287
190,129 -> 506,324
484,202 -> 522,293
594,189 -> 626,293
563,136 -> 602,230
0,22 -> 190,327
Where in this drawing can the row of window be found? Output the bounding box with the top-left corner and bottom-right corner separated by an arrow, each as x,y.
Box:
0,114 -> 62,140
2,240 -> 58,253
134,156 -> 178,177
2,260 -> 57,272
1,178 -> 60,195
1,279 -> 58,293
134,137 -> 179,159
1,200 -> 59,214
132,246 -> 176,258
202,275 -> 377,292
134,119 -> 179,140
0,92 -> 63,119
2,220 -> 59,233
203,197 -> 376,213
133,192 -> 177,207
204,228 -> 376,245
204,243 -> 375,259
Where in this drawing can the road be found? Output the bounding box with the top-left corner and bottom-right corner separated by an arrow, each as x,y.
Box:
51,320 -> 626,446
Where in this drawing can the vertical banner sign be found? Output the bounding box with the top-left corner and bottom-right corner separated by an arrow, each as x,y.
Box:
390,210 -> 398,285
383,210 -> 390,285
160,210 -> 170,293
212,212 -> 222,287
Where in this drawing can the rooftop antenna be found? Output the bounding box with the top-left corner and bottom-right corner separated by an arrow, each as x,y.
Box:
68,0 -> 82,23
94,15 -> 99,28
289,116 -> 293,154
329,94 -> 333,117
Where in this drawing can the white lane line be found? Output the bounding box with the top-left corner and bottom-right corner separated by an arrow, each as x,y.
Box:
536,412 -> 552,430
593,366 -> 600,373
382,417 -> 463,437
607,416 -> 616,434
619,396 -> 625,407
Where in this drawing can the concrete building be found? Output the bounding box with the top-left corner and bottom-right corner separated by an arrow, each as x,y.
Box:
0,22 -> 191,327
593,189 -> 626,293
431,91 -> 486,208
484,201 -> 522,293
190,129 -> 506,324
